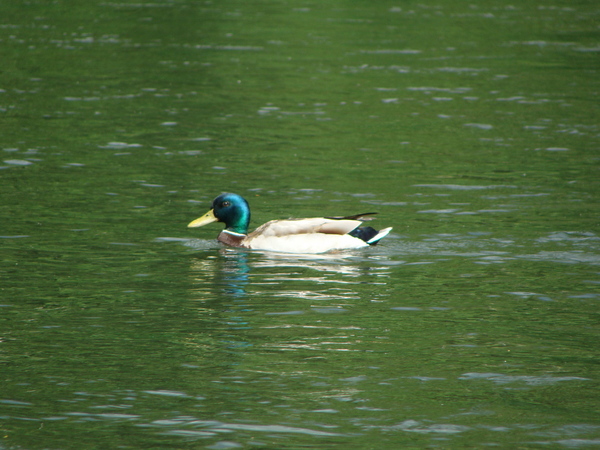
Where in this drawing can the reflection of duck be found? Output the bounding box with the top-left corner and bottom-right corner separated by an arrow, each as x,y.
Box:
188,193 -> 392,254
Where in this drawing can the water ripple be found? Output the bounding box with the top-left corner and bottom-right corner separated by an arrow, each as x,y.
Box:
459,373 -> 590,386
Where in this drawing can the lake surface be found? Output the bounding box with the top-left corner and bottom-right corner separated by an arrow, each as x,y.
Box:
1,1 -> 599,448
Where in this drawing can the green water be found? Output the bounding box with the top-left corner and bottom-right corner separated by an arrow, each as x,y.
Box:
1,1 -> 599,448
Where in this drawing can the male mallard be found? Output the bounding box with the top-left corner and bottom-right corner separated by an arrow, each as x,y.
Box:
187,193 -> 392,254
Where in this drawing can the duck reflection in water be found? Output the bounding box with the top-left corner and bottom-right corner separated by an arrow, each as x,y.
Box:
188,248 -> 392,357
189,248 -> 390,305
189,249 -> 251,303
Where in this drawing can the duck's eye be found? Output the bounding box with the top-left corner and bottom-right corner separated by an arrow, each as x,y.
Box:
222,201 -> 231,207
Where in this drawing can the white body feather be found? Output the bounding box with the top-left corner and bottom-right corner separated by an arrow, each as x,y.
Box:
247,232 -> 369,253
238,218 -> 392,254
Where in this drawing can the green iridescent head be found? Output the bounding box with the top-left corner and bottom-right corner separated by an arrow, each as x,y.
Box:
188,193 -> 251,234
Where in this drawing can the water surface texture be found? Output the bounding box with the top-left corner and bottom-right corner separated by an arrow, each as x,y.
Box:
1,1 -> 599,448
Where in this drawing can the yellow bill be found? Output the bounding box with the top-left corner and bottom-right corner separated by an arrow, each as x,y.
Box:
187,209 -> 219,228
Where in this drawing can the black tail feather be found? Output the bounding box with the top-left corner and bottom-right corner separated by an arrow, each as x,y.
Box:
326,212 -> 378,221
348,226 -> 379,243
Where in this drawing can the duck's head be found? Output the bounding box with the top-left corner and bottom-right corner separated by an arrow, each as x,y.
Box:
187,193 -> 251,234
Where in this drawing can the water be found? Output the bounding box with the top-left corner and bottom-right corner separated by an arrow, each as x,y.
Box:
1,1 -> 599,448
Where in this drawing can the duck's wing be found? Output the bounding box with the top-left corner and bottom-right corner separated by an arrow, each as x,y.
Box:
248,218 -> 363,239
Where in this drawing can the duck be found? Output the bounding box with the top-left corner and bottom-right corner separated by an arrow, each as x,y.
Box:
187,193 -> 392,254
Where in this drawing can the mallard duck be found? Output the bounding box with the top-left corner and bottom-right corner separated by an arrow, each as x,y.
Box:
187,193 -> 392,254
